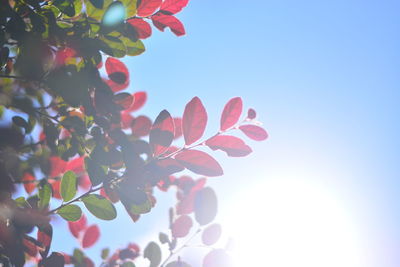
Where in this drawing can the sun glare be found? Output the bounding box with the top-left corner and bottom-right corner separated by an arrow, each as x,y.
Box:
223,177 -> 363,267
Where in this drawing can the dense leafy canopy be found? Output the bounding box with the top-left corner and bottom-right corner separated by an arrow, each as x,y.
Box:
0,0 -> 268,266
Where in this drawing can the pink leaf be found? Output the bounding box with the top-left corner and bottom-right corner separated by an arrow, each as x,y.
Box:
247,108 -> 256,119
137,0 -> 162,17
131,115 -> 152,137
113,92 -> 134,110
220,97 -> 242,131
126,91 -> 147,112
172,215 -> 193,238
149,110 -> 175,156
205,135 -> 252,157
68,214 -> 87,238
127,18 -> 152,39
175,150 -> 223,177
82,225 -> 100,248
203,249 -> 232,267
160,0 -> 189,14
22,173 -> 36,194
239,125 -> 268,141
105,58 -> 129,92
182,97 -> 207,145
202,223 -> 222,246
151,13 -> 185,36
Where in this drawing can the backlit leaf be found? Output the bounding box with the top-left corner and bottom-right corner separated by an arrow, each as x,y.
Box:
182,97 -> 207,145
137,0 -> 162,17
203,249 -> 232,267
152,13 -> 185,36
38,182 -> 52,209
175,150 -> 223,177
149,110 -> 174,156
131,115 -> 152,137
113,92 -> 134,110
82,194 -> 117,220
172,215 -> 192,238
82,225 -> 100,248
220,97 -> 242,131
160,0 -> 188,15
22,172 -> 36,194
68,214 -> 87,238
127,18 -> 152,39
127,91 -> 147,112
38,224 -> 53,258
205,135 -> 252,157
239,125 -> 268,141
202,224 -> 222,246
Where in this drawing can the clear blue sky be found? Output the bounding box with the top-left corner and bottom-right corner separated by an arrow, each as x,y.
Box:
50,1 -> 400,266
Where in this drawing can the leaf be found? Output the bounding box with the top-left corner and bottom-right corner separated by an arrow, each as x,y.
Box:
131,115 -> 152,137
122,262 -> 136,267
113,92 -> 134,110
57,204 -> 82,221
247,108 -> 256,119
126,91 -> 147,112
175,150 -> 223,177
151,13 -> 185,36
144,242 -> 162,267
120,0 -> 137,17
105,57 -> 129,86
119,188 -> 152,215
159,232 -> 169,244
85,157 -> 107,186
160,0 -> 189,14
127,18 -> 152,39
194,187 -> 217,225
202,224 -> 222,246
205,135 -> 252,157
182,97 -> 207,145
39,252 -> 65,267
203,249 -> 232,267
53,0 -> 76,17
86,0 -> 113,21
68,214 -> 87,238
82,225 -> 100,248
38,182 -> 52,209
100,35 -> 127,58
239,125 -> 268,141
82,194 -> 117,220
60,170 -> 77,202
137,0 -> 162,17
121,37 -> 146,56
38,224 -> 53,258
101,248 -> 110,259
172,215 -> 192,238
220,97 -> 242,131
22,172 -> 36,194
149,110 -> 174,156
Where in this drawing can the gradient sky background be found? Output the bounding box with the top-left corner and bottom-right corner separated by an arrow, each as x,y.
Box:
48,0 -> 400,266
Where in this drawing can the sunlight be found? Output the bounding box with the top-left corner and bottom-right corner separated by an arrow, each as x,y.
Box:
223,177 -> 363,267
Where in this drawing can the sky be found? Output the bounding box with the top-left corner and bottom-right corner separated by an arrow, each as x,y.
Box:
50,0 -> 400,266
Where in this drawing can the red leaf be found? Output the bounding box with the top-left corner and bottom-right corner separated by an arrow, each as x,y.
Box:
132,115 -> 152,137
84,258 -> 95,267
23,236 -> 39,257
22,173 -> 36,194
65,156 -> 85,174
205,135 -> 252,157
121,112 -> 134,129
149,110 -> 175,156
49,156 -> 67,177
137,0 -> 162,17
82,225 -> 100,248
156,158 -> 184,176
68,214 -> 87,238
151,13 -> 185,36
172,215 -> 193,238
160,0 -> 189,14
182,97 -> 207,145
113,92 -> 134,110
239,125 -> 268,141
126,91 -> 147,112
202,223 -> 222,246
51,180 -> 62,199
105,58 -> 129,92
173,117 -> 182,139
247,108 -> 256,119
220,97 -> 242,131
37,224 -> 52,258
127,18 -> 152,39
175,150 -> 223,177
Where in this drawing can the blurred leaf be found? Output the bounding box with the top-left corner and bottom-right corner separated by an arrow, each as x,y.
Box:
144,242 -> 161,267
194,187 -> 217,225
85,157 -> 107,186
38,182 -> 52,209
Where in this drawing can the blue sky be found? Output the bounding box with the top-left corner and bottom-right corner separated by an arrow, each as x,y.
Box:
49,0 -> 400,266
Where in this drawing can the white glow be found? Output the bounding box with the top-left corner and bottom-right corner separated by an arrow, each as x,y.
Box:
223,177 -> 363,267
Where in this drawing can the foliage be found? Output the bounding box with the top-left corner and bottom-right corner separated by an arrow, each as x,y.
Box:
0,0 -> 268,266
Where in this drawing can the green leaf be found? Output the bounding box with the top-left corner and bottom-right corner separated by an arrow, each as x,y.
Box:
82,194 -> 117,220
53,0 -> 76,17
166,261 -> 191,267
38,182 -> 52,209
118,188 -> 152,215
144,242 -> 161,267
120,0 -> 137,17
60,170 -> 77,202
101,248 -> 110,260
159,232 -> 169,244
85,157 -> 107,186
99,35 -> 126,58
121,37 -> 145,56
14,197 -> 31,208
86,0 -> 113,21
57,204 -> 82,221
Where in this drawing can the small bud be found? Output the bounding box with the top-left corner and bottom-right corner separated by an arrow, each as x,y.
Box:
247,108 -> 256,119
